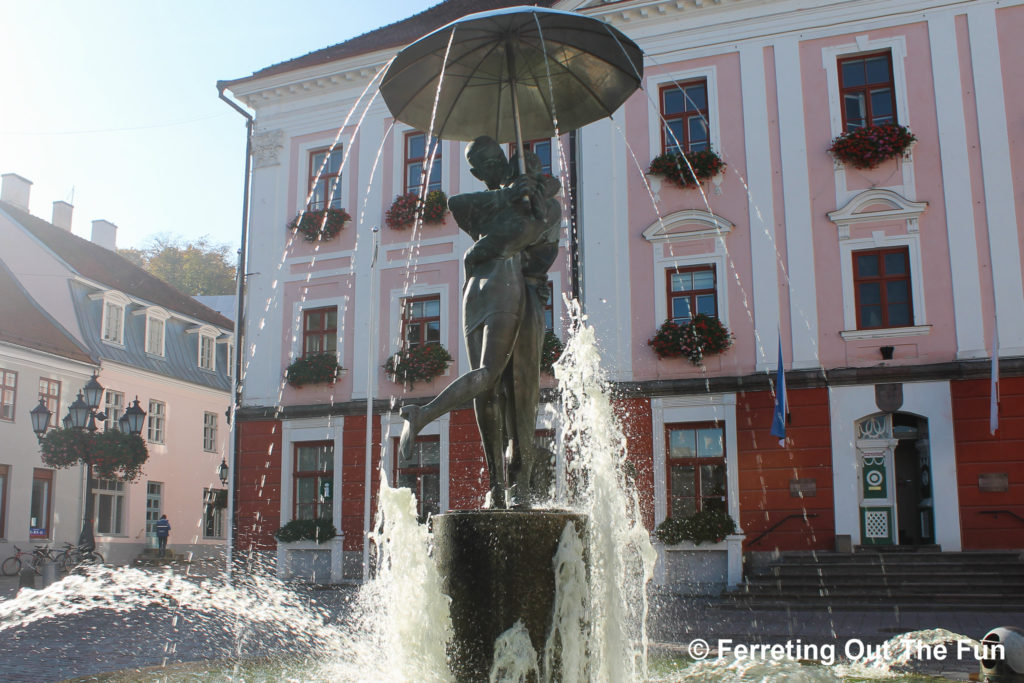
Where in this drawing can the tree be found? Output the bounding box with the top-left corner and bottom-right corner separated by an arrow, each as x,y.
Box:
119,234 -> 236,296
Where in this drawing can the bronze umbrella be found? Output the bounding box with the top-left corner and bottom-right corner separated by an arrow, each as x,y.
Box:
379,5 -> 643,173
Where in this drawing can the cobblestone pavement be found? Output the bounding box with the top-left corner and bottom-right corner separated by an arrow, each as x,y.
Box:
1,573 -> 1021,682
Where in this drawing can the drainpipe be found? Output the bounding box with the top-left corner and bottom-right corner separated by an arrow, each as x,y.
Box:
217,82 -> 253,578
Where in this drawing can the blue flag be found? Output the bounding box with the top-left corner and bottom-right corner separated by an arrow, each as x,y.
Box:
770,333 -> 787,446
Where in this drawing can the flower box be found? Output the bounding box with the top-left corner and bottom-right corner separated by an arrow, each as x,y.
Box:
828,124 -> 916,170
385,190 -> 449,229
647,150 -> 725,188
648,314 -> 734,365
288,208 -> 351,242
285,353 -> 344,388
384,343 -> 453,387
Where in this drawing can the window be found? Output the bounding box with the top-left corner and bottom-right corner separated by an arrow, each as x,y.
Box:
146,482 -> 162,537
102,300 -> 124,344
661,80 -> 710,154
92,478 -> 125,535
667,266 -> 717,324
544,280 -> 555,332
0,369 -> 16,422
666,422 -> 726,518
308,147 -> 344,211
838,52 -> 897,132
303,307 -> 338,357
294,442 -> 334,521
203,488 -> 228,539
853,247 -> 912,329
203,412 -> 218,452
511,139 -> 553,176
199,334 -> 216,371
394,435 -> 440,522
0,464 -> 8,538
103,390 -> 123,432
404,131 -> 442,195
402,295 -> 441,349
147,400 -> 165,443
38,378 -> 60,429
30,469 -> 53,539
145,316 -> 165,356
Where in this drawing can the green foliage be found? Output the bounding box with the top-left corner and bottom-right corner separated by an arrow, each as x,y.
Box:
384,343 -> 452,387
274,518 -> 337,544
647,150 -> 726,188
655,510 -> 736,546
285,353 -> 343,387
119,234 -> 236,296
288,208 -> 351,242
541,329 -> 564,375
40,428 -> 148,482
648,314 -> 734,365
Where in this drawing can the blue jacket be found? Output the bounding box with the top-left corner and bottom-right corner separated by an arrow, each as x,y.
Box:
155,519 -> 171,538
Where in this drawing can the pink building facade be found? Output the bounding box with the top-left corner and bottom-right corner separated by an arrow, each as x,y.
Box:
224,0 -> 1024,589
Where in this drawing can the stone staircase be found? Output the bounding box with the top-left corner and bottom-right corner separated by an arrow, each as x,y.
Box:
727,548 -> 1024,611
131,548 -> 184,566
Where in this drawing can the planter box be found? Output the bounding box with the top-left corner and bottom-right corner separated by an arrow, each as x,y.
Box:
276,536 -> 345,584
654,533 -> 744,595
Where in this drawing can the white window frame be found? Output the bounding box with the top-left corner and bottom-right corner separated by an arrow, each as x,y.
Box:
203,411 -> 218,453
384,412 -> 450,514
96,291 -> 130,346
650,394 -> 740,529
297,137 -> 351,215
147,399 -> 165,444
140,306 -> 170,357
822,36 -> 909,140
289,297 -> 347,364
392,123 -> 448,198
187,324 -> 221,372
643,210 -> 733,332
92,478 -> 126,536
646,66 -> 720,161
388,284 -> 450,356
828,189 -> 929,338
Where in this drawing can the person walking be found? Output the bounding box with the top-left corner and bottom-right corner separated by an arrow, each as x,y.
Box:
155,514 -> 171,558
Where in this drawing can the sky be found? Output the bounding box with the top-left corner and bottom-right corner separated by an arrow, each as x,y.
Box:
0,0 -> 437,252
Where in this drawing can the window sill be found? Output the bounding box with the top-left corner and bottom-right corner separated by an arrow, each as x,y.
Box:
101,339 -> 126,348
144,351 -> 166,359
840,325 -> 930,341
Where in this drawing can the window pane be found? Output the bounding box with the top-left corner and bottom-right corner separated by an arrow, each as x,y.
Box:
328,150 -> 343,174
858,282 -> 881,305
663,88 -> 684,115
702,497 -> 727,513
861,305 -> 882,328
692,270 -> 714,290
406,322 -> 422,344
407,162 -> 423,191
886,280 -> 909,303
312,151 -> 326,169
423,299 -> 440,317
668,429 -> 695,458
701,463 -> 727,496
296,503 -> 315,520
865,56 -> 890,84
841,60 -> 865,87
870,89 -> 894,122
664,120 -> 684,153
671,297 -> 692,323
856,253 -> 880,277
883,252 -> 907,275
326,310 -> 337,328
696,294 -> 716,317
669,464 -> 696,518
418,441 -> 441,466
305,314 -> 322,332
683,84 -> 707,111
324,336 -> 337,353
297,447 -> 318,472
428,159 -> 442,190
688,116 -> 709,145
426,321 -> 441,343
398,473 -> 417,490
888,303 -> 911,327
296,477 -> 316,504
671,272 -> 692,292
421,473 -> 440,518
407,134 -> 425,159
844,94 -> 866,129
697,428 -> 724,457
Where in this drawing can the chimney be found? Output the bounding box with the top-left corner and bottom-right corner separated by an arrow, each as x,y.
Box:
91,219 -> 118,251
52,201 -> 73,231
1,173 -> 32,211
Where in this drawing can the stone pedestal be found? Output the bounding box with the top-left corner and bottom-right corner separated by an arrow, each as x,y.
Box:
433,509 -> 587,682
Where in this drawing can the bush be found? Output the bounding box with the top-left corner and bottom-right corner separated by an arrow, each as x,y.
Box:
274,519 -> 337,544
288,208 -> 351,242
540,329 -> 564,375
655,510 -> 736,546
647,149 -> 725,188
648,314 -> 733,365
385,343 -> 453,387
828,124 -> 916,170
285,353 -> 343,387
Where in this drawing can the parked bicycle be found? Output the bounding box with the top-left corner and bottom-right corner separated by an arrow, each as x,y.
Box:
1,545 -> 58,576
57,543 -> 104,573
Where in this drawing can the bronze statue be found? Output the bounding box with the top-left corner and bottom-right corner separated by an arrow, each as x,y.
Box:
398,136 -> 561,508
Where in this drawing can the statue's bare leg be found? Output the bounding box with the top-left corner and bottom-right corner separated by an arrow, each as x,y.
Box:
511,292 -> 546,504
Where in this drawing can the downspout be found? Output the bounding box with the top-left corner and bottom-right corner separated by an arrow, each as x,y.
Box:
217,82 -> 253,576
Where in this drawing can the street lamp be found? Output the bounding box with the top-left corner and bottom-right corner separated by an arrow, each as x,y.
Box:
218,458 -> 229,486
30,398 -> 52,440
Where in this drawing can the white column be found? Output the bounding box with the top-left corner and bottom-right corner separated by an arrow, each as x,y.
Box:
927,14 -> 987,359
578,117 -> 632,380
740,44 -> 780,370
968,5 -> 1024,356
774,39 -> 820,369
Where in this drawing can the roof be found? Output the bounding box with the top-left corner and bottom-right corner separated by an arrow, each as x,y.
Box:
0,259 -> 94,364
220,0 -> 558,89
0,201 -> 233,330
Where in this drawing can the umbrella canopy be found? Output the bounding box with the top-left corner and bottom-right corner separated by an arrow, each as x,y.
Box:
379,6 -> 644,147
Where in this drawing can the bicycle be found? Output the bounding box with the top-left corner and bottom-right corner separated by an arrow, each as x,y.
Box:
58,543 -> 104,573
1,545 -> 56,576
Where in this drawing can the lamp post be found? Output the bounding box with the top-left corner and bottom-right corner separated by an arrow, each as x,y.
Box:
31,374 -> 146,552
218,458 -> 229,487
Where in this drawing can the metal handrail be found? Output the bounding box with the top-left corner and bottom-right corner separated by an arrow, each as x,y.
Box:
979,509 -> 1024,526
747,513 -> 819,548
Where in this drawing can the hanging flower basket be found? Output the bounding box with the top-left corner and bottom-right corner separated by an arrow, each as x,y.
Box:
288,208 -> 351,242
540,329 -> 564,375
385,190 -> 449,229
285,353 -> 343,387
384,343 -> 452,387
648,314 -> 734,365
828,124 -> 916,170
40,428 -> 148,482
647,150 -> 725,188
